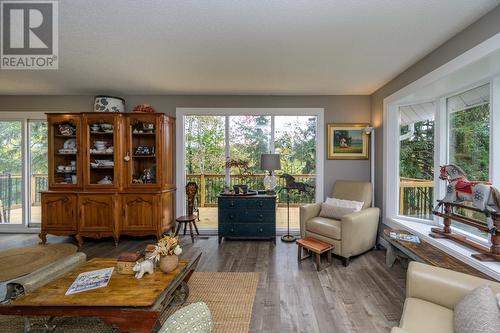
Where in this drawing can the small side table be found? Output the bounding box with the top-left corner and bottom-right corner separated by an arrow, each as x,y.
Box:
296,237 -> 334,271
175,215 -> 199,243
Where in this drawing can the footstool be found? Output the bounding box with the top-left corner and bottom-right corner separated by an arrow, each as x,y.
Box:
296,237 -> 334,271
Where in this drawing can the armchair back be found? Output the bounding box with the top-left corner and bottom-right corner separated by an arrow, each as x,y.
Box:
330,181 -> 372,209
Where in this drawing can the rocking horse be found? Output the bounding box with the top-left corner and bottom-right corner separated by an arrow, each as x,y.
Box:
432,164 -> 500,261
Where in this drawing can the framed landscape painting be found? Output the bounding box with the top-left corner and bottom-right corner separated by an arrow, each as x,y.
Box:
327,123 -> 369,160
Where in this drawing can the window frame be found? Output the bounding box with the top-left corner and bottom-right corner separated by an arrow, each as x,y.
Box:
0,112 -> 47,232
385,78 -> 500,247
175,108 -> 325,226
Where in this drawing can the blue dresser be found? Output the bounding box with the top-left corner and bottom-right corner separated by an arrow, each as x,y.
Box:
218,195 -> 276,243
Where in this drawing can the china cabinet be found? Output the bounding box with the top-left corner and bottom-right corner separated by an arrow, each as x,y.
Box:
41,112 -> 176,246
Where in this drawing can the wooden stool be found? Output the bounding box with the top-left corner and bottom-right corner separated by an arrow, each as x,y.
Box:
296,237 -> 334,271
175,215 -> 199,243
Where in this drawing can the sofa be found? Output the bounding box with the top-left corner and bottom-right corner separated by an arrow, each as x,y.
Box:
299,180 -> 380,266
392,261 -> 500,333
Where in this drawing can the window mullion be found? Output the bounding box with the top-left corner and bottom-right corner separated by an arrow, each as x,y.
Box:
490,77 -> 500,187
22,119 -> 29,228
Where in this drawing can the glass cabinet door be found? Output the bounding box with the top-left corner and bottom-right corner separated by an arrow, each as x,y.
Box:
84,114 -> 121,189
125,114 -> 161,188
49,115 -> 82,188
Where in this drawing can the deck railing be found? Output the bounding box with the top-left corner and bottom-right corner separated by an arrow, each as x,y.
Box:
186,174 -> 316,207
399,177 -> 434,220
0,173 -> 48,222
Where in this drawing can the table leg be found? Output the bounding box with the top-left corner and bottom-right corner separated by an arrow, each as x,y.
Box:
327,249 -> 332,263
183,223 -> 187,236
297,245 -> 302,261
386,244 -> 397,267
315,253 -> 321,271
188,222 -> 195,243
174,222 -> 182,236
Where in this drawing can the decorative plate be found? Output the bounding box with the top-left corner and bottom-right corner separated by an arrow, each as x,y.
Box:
63,138 -> 77,149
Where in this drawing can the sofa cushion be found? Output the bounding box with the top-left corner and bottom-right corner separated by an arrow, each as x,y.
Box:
400,297 -> 454,333
160,302 -> 212,333
454,285 -> 500,333
306,217 -> 341,240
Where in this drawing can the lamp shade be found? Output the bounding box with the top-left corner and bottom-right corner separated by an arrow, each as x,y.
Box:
260,154 -> 281,171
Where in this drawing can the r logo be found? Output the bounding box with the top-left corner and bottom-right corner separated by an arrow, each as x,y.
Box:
1,1 -> 58,69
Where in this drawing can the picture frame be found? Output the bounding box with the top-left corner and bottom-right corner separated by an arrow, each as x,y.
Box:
327,123 -> 370,160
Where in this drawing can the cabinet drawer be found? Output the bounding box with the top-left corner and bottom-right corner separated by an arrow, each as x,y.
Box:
219,210 -> 239,224
220,223 -> 274,238
218,198 -> 246,209
246,199 -> 275,211
239,210 -> 275,223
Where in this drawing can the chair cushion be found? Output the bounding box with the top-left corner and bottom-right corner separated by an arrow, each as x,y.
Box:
454,285 -> 500,333
320,197 -> 364,219
160,302 -> 212,333
400,298 -> 454,333
330,180 -> 372,209
306,217 -> 341,240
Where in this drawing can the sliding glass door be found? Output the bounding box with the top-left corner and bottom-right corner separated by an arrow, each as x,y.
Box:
182,112 -> 319,231
0,116 -> 47,229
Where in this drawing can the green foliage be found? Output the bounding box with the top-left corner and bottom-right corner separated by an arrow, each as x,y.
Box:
449,104 -> 489,181
400,120 -> 434,180
30,122 -> 48,174
400,104 -> 490,182
0,121 -> 22,174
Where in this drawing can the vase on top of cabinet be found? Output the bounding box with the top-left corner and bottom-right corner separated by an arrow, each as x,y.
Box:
40,112 -> 176,247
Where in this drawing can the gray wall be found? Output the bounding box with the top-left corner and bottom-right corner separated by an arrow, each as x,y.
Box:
370,5 -> 500,212
0,94 -> 371,198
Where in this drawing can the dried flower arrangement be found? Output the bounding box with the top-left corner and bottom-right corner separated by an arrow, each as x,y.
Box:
149,234 -> 182,262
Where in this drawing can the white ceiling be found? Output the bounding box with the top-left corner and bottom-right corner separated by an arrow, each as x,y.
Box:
1,0 -> 499,95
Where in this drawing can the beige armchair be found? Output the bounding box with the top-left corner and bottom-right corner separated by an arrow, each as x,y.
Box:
299,180 -> 379,266
392,262 -> 500,333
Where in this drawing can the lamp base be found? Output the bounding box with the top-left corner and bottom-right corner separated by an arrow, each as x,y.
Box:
281,234 -> 296,243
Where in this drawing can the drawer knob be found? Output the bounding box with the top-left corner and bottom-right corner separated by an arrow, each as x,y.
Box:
258,214 -> 263,219
259,228 -> 263,232
229,214 -> 234,219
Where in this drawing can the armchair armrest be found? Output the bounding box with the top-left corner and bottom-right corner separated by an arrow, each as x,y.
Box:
406,261 -> 500,310
340,207 -> 380,258
299,203 -> 322,238
390,328 -> 410,333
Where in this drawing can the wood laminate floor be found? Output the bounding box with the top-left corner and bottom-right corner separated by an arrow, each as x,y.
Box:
0,234 -> 407,333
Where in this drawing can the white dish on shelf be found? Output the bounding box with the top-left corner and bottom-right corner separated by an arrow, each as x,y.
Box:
63,138 -> 77,149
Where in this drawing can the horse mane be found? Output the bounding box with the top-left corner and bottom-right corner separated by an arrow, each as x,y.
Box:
448,164 -> 466,177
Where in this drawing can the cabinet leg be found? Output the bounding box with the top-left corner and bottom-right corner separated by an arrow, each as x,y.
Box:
113,235 -> 119,247
218,235 -> 222,244
75,234 -> 83,248
39,232 -> 47,245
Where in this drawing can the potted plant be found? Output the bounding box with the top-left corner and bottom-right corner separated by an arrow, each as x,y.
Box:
149,234 -> 183,273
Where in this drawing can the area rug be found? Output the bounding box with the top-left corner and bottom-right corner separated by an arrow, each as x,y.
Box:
0,243 -> 78,282
164,272 -> 259,333
0,271 -> 259,333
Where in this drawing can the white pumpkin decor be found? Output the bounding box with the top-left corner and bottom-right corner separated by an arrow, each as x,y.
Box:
94,96 -> 125,112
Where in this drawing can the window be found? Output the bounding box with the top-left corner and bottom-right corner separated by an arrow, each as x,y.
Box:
398,102 -> 435,221
0,115 -> 47,228
180,110 -> 323,231
387,80 -> 499,243
446,84 -> 491,239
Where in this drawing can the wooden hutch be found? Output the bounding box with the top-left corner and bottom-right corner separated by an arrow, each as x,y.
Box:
40,112 -> 176,246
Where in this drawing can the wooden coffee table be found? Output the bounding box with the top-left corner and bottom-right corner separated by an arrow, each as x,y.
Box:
296,237 -> 334,271
0,253 -> 202,333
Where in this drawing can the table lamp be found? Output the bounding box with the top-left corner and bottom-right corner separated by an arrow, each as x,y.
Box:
260,153 -> 281,194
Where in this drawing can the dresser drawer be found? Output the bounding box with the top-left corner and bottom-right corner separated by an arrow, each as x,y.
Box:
246,199 -> 275,211
218,198 -> 246,210
220,223 -> 274,238
219,210 -> 239,224
238,210 -> 275,223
